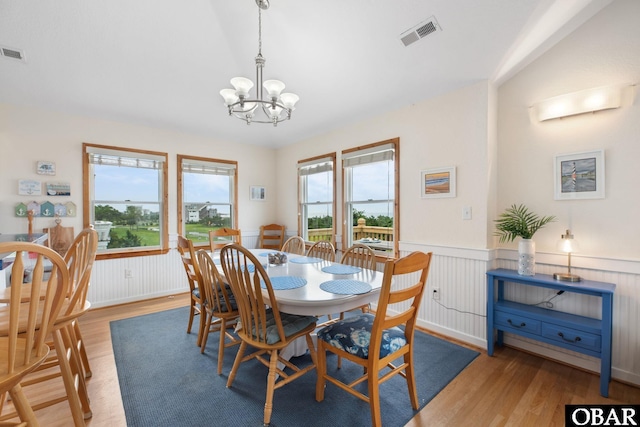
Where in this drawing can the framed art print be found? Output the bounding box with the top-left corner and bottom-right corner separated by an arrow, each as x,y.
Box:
554,149 -> 605,200
421,166 -> 456,198
36,161 -> 56,175
250,185 -> 266,201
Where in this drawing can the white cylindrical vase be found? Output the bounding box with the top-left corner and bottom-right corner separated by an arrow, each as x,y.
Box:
518,239 -> 535,276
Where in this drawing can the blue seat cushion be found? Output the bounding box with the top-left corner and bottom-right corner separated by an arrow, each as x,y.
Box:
215,284 -> 237,312
192,288 -> 201,299
317,313 -> 407,359
252,308 -> 317,345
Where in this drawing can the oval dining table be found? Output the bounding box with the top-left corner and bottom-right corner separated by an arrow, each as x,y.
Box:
214,248 -> 384,317
213,248 -> 385,358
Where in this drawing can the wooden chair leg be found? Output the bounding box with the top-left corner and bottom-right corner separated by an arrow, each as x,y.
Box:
226,341 -> 247,388
62,325 -> 92,419
72,321 -> 92,378
187,299 -> 197,334
315,340 -> 327,402
216,319 -> 227,375
51,329 -> 85,426
199,312 -> 213,354
263,349 -> 279,426
195,303 -> 207,347
8,384 -> 39,427
368,368 -> 382,427
404,352 -> 419,409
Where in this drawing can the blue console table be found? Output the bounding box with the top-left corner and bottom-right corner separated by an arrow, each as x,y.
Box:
486,268 -> 615,397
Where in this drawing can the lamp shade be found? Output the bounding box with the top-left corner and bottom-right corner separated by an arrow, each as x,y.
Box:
220,89 -> 239,106
280,93 -> 299,109
557,229 -> 578,253
534,84 -> 624,122
230,77 -> 254,97
263,79 -> 285,98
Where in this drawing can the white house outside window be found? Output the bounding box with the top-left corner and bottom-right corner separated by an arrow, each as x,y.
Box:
83,143 -> 168,258
342,138 -> 398,257
178,155 -> 238,247
298,154 -> 335,243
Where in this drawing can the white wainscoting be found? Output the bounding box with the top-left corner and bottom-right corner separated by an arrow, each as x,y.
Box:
86,235 -> 640,387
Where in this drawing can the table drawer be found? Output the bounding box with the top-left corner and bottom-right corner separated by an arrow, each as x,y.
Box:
541,323 -> 601,353
495,311 -> 541,335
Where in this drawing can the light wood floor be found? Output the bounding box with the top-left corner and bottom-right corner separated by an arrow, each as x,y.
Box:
5,293 -> 639,426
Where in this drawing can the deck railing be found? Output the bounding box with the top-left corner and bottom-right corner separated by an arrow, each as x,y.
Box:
308,218 -> 393,243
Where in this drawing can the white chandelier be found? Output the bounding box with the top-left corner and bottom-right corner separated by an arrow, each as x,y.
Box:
220,0 -> 299,126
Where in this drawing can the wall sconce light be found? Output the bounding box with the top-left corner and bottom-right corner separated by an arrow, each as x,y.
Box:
553,229 -> 581,282
533,84 -> 627,122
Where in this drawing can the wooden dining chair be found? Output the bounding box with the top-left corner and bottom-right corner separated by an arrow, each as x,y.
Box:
0,242 -> 69,426
208,228 -> 242,252
195,250 -> 241,374
258,224 -> 285,250
219,243 -> 318,427
9,228 -> 99,426
280,235 -> 305,255
306,240 -> 335,262
177,235 -> 206,347
315,251 -> 433,427
335,243 -> 379,346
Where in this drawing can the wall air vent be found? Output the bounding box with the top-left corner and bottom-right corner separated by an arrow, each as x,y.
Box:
1,45 -> 26,62
400,16 -> 441,47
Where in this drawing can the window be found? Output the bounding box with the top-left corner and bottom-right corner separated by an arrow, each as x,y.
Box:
342,138 -> 398,257
83,143 -> 168,258
298,154 -> 335,243
178,155 -> 238,247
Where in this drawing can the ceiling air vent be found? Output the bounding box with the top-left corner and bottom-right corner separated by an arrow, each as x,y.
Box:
400,16 -> 441,47
1,45 -> 26,62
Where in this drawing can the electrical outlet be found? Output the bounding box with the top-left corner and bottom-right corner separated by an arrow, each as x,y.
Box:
432,287 -> 440,300
124,269 -> 133,279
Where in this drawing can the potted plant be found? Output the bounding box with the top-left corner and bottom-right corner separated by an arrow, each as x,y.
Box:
495,204 -> 556,276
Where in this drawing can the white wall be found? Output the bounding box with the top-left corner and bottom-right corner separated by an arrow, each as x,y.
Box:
0,103 -> 278,234
497,0 -> 640,260
0,103 -> 278,305
276,80 -> 494,251
496,0 -> 640,385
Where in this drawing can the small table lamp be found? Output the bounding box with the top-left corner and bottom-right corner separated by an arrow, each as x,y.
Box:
553,229 -> 581,282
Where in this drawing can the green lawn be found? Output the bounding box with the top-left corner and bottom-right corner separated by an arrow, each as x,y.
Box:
108,224 -> 225,247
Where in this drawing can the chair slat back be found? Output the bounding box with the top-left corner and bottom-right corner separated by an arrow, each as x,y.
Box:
208,228 -> 242,252
177,235 -> 200,293
307,240 -> 335,262
196,249 -> 234,315
281,236 -> 305,255
0,242 -> 68,378
340,243 -> 376,270
258,224 -> 285,250
58,227 -> 98,322
370,252 -> 432,355
219,244 -> 284,346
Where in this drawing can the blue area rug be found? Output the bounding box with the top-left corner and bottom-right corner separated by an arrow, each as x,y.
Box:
111,307 -> 478,427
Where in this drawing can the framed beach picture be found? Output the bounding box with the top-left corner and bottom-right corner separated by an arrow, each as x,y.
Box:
554,149 -> 605,200
421,166 -> 456,198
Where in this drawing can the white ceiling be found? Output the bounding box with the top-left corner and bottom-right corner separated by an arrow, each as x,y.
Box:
0,0 -> 611,148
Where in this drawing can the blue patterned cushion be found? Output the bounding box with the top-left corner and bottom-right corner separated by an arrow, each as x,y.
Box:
192,288 -> 201,299
251,309 -> 317,345
317,313 -> 407,359
215,284 -> 237,312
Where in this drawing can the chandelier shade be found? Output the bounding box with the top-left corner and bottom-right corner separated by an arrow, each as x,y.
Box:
220,0 -> 299,126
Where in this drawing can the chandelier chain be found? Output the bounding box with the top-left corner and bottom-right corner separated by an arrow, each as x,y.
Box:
258,6 -> 262,56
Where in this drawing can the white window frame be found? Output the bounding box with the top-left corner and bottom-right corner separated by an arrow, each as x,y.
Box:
83,143 -> 168,258
178,154 -> 238,248
298,153 -> 336,244
342,138 -> 399,257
